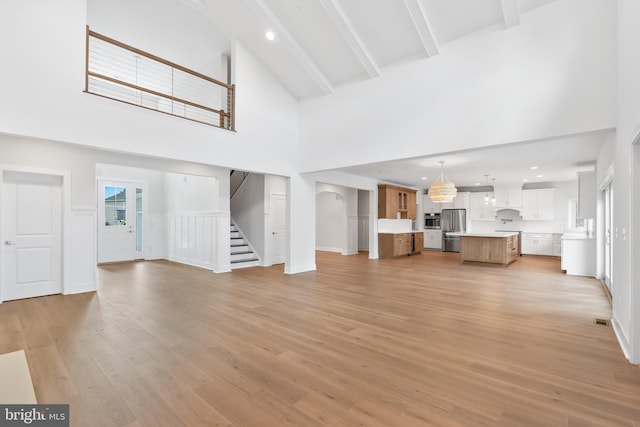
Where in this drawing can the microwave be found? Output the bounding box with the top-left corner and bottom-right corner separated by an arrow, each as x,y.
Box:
424,213 -> 441,229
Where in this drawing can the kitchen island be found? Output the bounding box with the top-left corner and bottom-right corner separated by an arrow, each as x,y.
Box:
449,232 -> 519,266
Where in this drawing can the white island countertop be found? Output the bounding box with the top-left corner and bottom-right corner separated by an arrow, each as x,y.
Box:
446,232 -> 519,238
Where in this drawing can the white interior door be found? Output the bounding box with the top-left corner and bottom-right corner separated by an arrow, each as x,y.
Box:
1,171 -> 62,301
98,180 -> 144,263
270,193 -> 286,265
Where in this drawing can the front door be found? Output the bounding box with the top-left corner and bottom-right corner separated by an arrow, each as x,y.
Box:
1,171 -> 62,301
98,180 -> 144,263
270,193 -> 286,265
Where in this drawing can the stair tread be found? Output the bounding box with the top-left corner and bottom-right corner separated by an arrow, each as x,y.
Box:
231,251 -> 254,255
231,258 -> 259,264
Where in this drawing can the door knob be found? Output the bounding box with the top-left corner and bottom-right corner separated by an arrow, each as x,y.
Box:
4,241 -> 14,245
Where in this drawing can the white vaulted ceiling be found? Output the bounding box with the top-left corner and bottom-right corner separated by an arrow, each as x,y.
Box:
172,0 -> 607,189
197,0 -> 558,99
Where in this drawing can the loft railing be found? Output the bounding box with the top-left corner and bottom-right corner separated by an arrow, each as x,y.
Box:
85,26 -> 235,130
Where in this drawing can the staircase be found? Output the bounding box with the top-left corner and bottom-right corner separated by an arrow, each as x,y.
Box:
230,221 -> 260,269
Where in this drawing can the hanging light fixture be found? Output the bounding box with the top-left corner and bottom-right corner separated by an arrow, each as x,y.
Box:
428,161 -> 457,203
491,178 -> 496,205
483,174 -> 490,205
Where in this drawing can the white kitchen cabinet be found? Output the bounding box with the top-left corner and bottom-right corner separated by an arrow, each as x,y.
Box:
561,237 -> 596,276
423,229 -> 442,250
494,186 -> 522,209
577,171 -> 596,219
469,192 -> 496,220
452,192 -> 469,210
522,189 -> 554,220
423,194 -> 442,214
521,233 -> 554,255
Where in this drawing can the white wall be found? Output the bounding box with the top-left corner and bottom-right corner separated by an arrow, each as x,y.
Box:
298,0 -> 616,172
87,0 -> 226,77
614,0 -> 640,364
0,134 -> 231,286
165,173 -> 220,214
315,182 -> 358,255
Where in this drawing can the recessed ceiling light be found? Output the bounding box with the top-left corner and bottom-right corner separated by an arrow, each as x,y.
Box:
421,177 -> 428,180
536,174 -> 544,178
530,166 -> 539,170
265,31 -> 275,41
523,179 -> 529,182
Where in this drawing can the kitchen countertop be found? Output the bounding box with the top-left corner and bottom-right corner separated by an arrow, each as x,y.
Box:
447,232 -> 519,238
378,231 -> 423,235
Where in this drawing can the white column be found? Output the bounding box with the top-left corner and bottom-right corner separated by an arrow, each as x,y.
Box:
285,173 -> 316,274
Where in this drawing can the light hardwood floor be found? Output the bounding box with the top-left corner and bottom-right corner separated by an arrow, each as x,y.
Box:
1,251 -> 639,426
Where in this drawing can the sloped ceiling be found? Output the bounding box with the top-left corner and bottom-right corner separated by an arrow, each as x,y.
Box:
197,0 -> 557,99
177,0 -> 607,189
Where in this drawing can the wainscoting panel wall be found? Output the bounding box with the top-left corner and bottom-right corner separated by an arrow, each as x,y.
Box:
168,212 -> 231,273
358,215 -> 369,251
344,216 -> 359,255
168,214 -> 216,270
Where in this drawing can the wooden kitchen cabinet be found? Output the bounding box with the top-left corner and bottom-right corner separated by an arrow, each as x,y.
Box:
423,194 -> 442,214
378,184 -> 417,219
379,232 -> 422,258
407,191 -> 417,219
414,232 -> 423,254
460,234 -> 518,266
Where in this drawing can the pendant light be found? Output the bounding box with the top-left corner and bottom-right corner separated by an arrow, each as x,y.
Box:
428,161 -> 457,203
483,174 -> 490,205
491,178 -> 496,205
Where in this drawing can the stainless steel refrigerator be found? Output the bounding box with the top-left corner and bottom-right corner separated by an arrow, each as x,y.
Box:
441,209 -> 466,252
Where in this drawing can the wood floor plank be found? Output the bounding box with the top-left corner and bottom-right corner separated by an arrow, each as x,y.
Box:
1,251 -> 639,426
